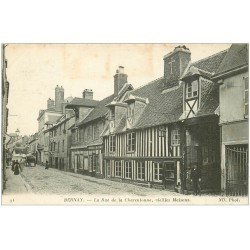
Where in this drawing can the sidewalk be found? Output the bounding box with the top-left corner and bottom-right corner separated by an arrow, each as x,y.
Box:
3,166 -> 32,195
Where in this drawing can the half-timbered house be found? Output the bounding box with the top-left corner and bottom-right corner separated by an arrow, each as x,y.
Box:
68,67 -> 133,177
102,45 -> 228,194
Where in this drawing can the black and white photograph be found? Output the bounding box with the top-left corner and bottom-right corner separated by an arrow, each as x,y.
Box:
1,43 -> 248,205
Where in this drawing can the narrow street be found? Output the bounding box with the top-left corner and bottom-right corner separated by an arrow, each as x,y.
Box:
16,165 -> 180,196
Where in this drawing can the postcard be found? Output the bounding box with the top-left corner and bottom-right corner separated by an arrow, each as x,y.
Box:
1,43 -> 248,205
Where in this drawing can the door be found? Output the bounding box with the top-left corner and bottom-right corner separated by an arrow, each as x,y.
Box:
163,161 -> 176,190
55,157 -> 58,169
74,155 -> 78,173
226,145 -> 248,196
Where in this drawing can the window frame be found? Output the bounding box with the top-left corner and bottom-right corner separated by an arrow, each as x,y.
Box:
106,160 -> 111,177
153,162 -> 163,182
109,135 -> 116,152
125,161 -> 132,179
171,129 -> 180,146
127,102 -> 135,119
186,80 -> 198,99
115,161 -> 122,177
137,161 -> 145,181
127,132 -> 136,152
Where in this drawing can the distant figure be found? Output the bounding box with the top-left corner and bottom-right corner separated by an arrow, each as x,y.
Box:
20,158 -> 25,172
11,160 -> 15,172
45,160 -> 49,170
14,160 -> 20,175
190,164 -> 201,195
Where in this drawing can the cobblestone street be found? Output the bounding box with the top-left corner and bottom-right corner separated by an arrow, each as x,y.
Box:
16,165 -> 180,196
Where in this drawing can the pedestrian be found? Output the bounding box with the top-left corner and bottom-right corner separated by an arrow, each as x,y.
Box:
45,160 -> 49,170
14,160 -> 21,175
190,164 -> 201,195
162,168 -> 167,189
11,160 -> 15,172
20,158 -> 25,172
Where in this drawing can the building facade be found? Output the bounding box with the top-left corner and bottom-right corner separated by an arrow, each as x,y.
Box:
69,68 -> 134,178
28,133 -> 38,158
67,90 -> 102,175
47,113 -> 75,171
1,44 -> 9,191
102,46 -> 227,194
36,85 -> 66,165
213,44 -> 249,196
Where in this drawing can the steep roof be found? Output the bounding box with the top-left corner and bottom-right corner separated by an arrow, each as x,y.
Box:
66,97 -> 99,108
114,49 -> 227,132
192,49 -> 228,73
214,44 -> 248,77
46,114 -> 62,125
130,78 -> 183,129
78,94 -> 115,126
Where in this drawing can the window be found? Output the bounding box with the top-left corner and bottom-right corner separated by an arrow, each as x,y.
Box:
127,132 -> 136,152
62,140 -> 64,152
92,125 -> 95,140
58,141 -> 60,152
164,162 -> 175,180
153,162 -> 163,182
202,145 -> 209,165
106,160 -> 111,176
92,154 -> 98,171
110,107 -> 115,120
115,161 -> 122,177
76,129 -> 79,142
171,129 -> 180,146
137,162 -> 145,180
244,77 -> 248,117
109,135 -> 116,152
95,124 -> 99,140
202,144 -> 216,165
84,128 -> 87,141
125,161 -> 132,179
127,102 -> 135,118
186,80 -> 198,99
79,128 -> 83,142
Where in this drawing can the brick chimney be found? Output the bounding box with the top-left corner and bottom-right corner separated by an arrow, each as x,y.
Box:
114,66 -> 128,96
163,45 -> 191,88
55,85 -> 64,112
47,98 -> 55,109
82,89 -> 93,100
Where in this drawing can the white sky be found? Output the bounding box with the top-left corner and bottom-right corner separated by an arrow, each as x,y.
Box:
5,43 -> 230,136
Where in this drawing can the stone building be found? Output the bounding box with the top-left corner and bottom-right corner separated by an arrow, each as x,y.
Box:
36,85 -> 66,165
46,112 -> 75,171
28,133 -> 38,158
212,44 -> 249,196
66,90 -> 101,174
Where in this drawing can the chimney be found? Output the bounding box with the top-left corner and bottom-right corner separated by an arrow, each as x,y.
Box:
163,45 -> 191,88
114,66 -> 127,96
82,89 -> 93,100
55,85 -> 64,112
47,98 -> 55,109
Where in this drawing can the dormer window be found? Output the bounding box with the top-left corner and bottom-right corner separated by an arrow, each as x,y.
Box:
127,102 -> 135,118
109,106 -> 115,120
186,80 -> 198,99
184,79 -> 199,118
